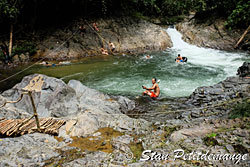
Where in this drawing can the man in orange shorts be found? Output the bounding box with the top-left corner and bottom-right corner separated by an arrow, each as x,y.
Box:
142,77 -> 160,99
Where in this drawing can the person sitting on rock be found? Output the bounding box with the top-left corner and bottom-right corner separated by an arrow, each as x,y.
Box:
142,77 -> 160,99
93,22 -> 99,32
101,48 -> 109,55
176,54 -> 183,63
109,41 -> 116,52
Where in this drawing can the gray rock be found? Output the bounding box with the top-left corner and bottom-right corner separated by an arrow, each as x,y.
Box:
237,62 -> 250,77
225,145 -> 234,153
191,109 -> 201,118
116,96 -> 135,114
0,95 -> 31,119
186,73 -> 250,107
0,133 -> 64,167
19,53 -> 29,62
176,19 -> 238,51
12,55 -> 20,63
62,151 -> 109,167
1,74 -> 79,117
36,17 -> 172,60
170,125 -> 214,142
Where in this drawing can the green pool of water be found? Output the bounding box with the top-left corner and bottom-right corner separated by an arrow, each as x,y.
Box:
0,28 -> 249,97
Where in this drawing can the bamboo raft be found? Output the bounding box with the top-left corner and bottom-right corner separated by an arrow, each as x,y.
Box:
0,117 -> 66,137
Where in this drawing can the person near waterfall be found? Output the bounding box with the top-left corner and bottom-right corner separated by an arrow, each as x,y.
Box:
176,54 -> 183,63
142,77 -> 160,99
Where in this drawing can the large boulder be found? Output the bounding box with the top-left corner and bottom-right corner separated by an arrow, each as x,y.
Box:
1,74 -> 150,137
237,62 -> 250,77
59,80 -> 149,137
1,74 -> 79,117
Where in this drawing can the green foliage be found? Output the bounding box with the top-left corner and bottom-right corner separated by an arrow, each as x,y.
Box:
164,125 -> 180,136
164,15 -> 186,24
0,0 -> 248,33
0,52 -> 5,61
226,0 -> 250,29
229,99 -> 250,119
12,42 -> 37,56
203,133 -> 219,146
0,0 -> 21,21
101,0 -> 108,16
194,0 -> 249,29
160,0 -> 195,16
128,0 -> 195,17
206,132 -> 217,138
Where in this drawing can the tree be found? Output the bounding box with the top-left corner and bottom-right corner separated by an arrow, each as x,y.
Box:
0,0 -> 22,62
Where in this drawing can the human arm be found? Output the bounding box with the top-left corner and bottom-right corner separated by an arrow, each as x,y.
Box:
143,84 -> 156,90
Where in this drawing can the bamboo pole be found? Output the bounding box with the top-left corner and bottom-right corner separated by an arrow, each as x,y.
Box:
0,93 -> 25,108
28,91 -> 40,131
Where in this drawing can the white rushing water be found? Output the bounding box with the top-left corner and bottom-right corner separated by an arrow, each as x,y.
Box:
166,28 -> 245,76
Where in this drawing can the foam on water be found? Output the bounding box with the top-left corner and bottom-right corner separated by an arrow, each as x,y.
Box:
166,28 -> 244,76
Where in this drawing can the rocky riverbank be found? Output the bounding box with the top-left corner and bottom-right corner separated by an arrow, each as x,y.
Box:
0,62 -> 249,166
0,17 -> 172,65
176,15 -> 250,51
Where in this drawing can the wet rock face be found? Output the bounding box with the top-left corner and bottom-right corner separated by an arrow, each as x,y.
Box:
237,62 -> 250,77
176,19 -> 241,51
36,17 -> 172,60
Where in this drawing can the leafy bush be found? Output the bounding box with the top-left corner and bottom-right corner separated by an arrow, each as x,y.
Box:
229,99 -> 250,119
226,0 -> 250,29
203,133 -> 218,146
194,0 -> 250,29
0,52 -> 5,61
12,42 -> 37,56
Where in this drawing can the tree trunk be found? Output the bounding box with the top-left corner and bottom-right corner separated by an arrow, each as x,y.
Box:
234,26 -> 250,49
8,23 -> 13,58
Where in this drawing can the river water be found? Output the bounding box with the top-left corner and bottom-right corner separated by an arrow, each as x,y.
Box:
0,28 -> 249,97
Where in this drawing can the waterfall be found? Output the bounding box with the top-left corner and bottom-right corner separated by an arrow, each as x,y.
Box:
166,28 -> 246,76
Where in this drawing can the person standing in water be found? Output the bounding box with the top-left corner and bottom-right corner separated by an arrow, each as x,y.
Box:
142,77 -> 160,99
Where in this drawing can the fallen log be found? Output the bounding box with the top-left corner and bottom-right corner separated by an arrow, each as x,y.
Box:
234,26 -> 250,49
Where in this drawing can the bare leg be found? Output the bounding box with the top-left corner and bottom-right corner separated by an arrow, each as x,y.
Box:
142,90 -> 151,97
